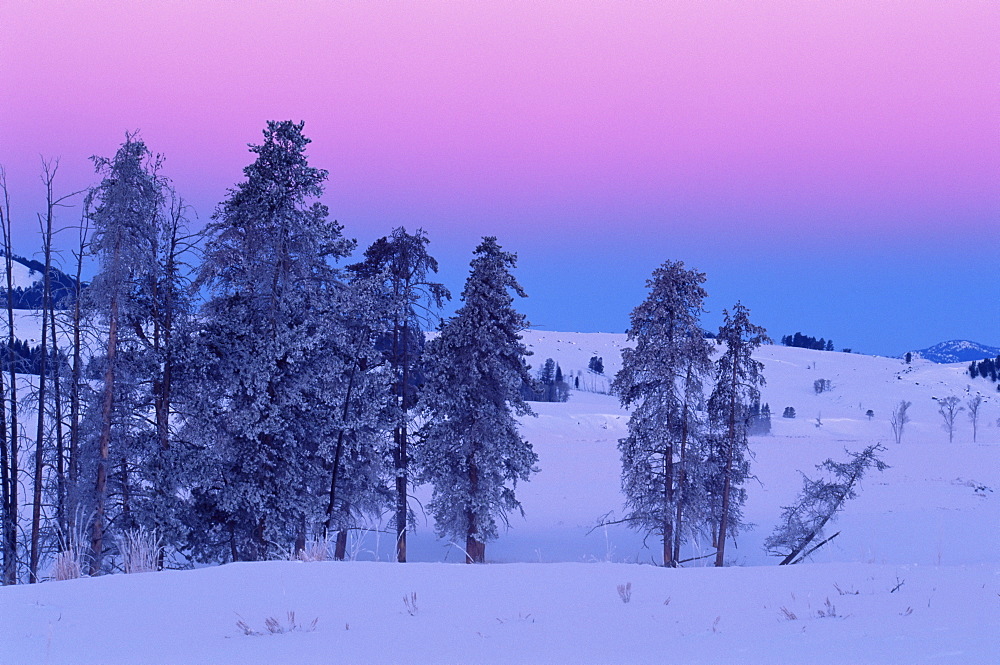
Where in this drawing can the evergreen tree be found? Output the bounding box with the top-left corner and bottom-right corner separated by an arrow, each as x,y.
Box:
612,260 -> 714,566
320,275 -> 395,560
418,237 -> 537,563
179,121 -> 354,562
81,134 -> 170,574
348,227 -> 449,563
707,302 -> 769,567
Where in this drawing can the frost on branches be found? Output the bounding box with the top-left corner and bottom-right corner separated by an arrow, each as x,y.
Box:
766,443 -> 888,565
612,260 -> 714,567
707,302 -> 769,567
178,121 -> 360,562
419,237 -> 538,563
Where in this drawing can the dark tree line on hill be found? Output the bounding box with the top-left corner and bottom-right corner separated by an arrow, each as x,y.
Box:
781,332 -> 834,351
0,340 -> 67,376
968,356 -> 1000,389
0,122 -> 541,584
522,358 -> 570,403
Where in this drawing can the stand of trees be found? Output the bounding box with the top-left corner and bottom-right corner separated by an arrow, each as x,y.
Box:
968,356 -> 1000,386
612,261 -> 770,567
781,332 -> 833,351
0,123 -> 541,583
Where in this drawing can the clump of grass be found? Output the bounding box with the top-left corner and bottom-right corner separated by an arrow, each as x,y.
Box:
116,527 -> 162,574
236,611 -> 318,636
297,537 -> 330,562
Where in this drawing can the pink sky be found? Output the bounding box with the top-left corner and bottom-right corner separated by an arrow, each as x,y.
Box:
1,1 -> 998,352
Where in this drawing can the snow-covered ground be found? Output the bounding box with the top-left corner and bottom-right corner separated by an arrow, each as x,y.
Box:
1,331 -> 998,664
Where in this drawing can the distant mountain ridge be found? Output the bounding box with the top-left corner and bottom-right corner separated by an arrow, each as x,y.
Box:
906,340 -> 1000,364
1,252 -> 82,309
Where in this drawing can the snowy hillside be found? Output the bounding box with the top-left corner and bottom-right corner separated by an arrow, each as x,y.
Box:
1,331 -> 998,664
5,256 -> 42,290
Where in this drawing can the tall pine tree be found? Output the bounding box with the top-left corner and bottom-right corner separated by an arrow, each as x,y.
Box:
180,121 -> 354,562
82,134 -> 170,574
612,260 -> 713,566
419,237 -> 537,563
348,228 -> 448,563
707,302 -> 768,567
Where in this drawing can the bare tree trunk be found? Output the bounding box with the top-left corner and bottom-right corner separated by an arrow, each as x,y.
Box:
0,171 -> 17,584
334,527 -> 348,561
29,184 -> 56,582
323,366 -> 356,539
673,396 -> 692,563
663,441 -> 675,567
1,171 -> 19,585
465,454 -> 484,564
0,344 -> 9,584
90,288 -> 118,575
714,371 -> 739,568
66,218 -> 87,544
49,305 -> 66,541
394,316 -> 408,563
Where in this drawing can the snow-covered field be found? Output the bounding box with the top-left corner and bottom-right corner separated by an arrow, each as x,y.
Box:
2,331 -> 998,664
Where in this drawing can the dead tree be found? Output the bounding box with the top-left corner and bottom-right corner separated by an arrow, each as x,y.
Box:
890,400 -> 911,445
766,443 -> 888,565
935,396 -> 963,444
967,395 -> 984,443
0,168 -> 18,585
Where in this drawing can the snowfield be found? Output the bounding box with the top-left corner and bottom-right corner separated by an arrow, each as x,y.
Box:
2,331 -> 998,664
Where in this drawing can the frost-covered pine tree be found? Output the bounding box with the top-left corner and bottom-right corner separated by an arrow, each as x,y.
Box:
319,274 -> 396,560
180,121 -> 354,562
81,134 -> 170,574
612,260 -> 713,566
707,302 -> 769,567
348,227 -> 448,563
418,237 -> 537,563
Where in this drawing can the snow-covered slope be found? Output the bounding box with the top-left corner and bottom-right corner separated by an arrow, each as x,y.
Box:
5,256 -> 42,290
1,331 -> 998,664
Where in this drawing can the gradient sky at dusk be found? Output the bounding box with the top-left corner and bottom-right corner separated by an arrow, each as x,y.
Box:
3,1 -> 998,355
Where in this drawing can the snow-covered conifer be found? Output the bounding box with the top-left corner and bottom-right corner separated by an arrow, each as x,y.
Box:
418,237 -> 537,563
179,121 -> 354,561
348,227 -> 448,562
707,302 -> 769,567
612,260 -> 713,566
81,135 -> 170,574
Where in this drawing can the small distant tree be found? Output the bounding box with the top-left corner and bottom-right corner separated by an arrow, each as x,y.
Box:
967,395 -> 984,443
588,356 -> 604,375
890,400 -> 911,444
782,406 -> 796,419
813,379 -> 831,394
766,443 -> 888,564
935,396 -> 963,443
865,409 -> 874,421
747,401 -> 771,435
528,358 -> 569,402
905,352 -> 912,364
